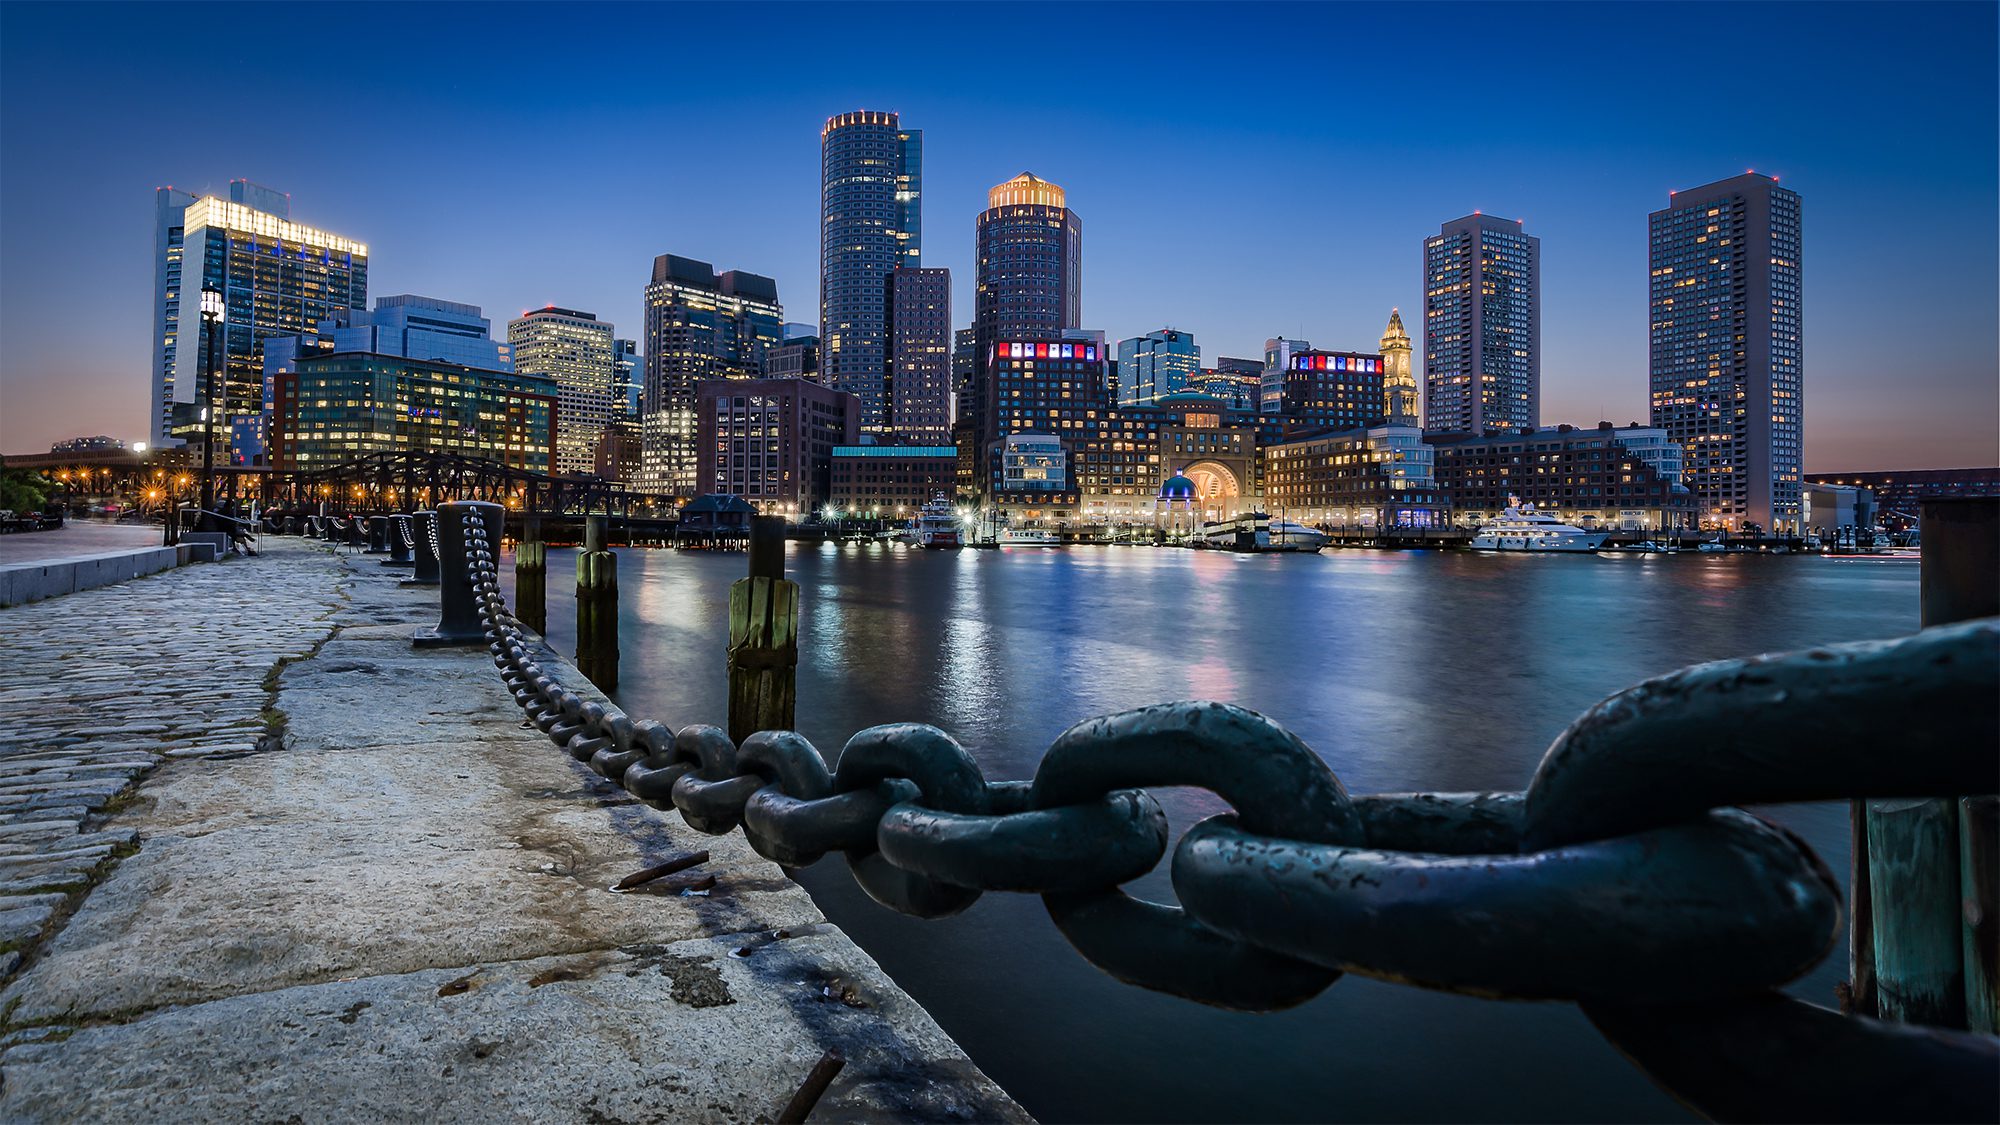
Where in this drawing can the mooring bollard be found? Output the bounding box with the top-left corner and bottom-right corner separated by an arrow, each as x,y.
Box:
726,515 -> 796,743
406,510 -> 441,586
1855,496 -> 1999,1029
414,500 -> 504,648
517,514 -> 547,635
366,515 -> 391,553
576,513 -> 618,691
381,513 -> 416,567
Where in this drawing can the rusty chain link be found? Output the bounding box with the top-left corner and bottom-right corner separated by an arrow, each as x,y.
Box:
445,506 -> 1999,1122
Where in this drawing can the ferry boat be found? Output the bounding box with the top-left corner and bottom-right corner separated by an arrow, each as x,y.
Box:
997,527 -> 1062,547
1195,513 -> 1327,553
1469,507 -> 1608,553
912,495 -> 962,550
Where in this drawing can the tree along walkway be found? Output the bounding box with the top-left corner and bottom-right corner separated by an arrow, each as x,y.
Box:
0,543 -> 1022,1123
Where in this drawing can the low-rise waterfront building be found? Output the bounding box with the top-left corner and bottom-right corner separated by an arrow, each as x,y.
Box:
1425,422 -> 1694,530
829,445 -> 958,518
1803,467 -> 1999,528
263,295 -> 511,466
1264,423 -> 1449,528
693,377 -> 857,517
1802,482 -> 1876,538
268,352 -> 557,473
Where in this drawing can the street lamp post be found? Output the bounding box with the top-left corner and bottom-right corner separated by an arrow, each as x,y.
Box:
196,284 -> 225,532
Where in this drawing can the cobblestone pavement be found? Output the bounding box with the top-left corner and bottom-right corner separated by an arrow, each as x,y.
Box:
0,540 -> 343,982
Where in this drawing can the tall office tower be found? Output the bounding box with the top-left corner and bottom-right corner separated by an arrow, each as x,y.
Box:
886,267 -> 952,443
509,307 -> 617,476
968,172 -> 1083,481
1260,337 -> 1311,414
1649,172 -> 1802,532
1117,328 -> 1201,405
1423,213 -> 1539,434
820,110 -> 922,433
1379,309 -> 1419,424
611,338 -> 642,421
640,254 -> 783,496
151,181 -> 367,458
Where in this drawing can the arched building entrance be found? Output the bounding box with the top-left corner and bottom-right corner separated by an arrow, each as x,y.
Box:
1183,461 -> 1242,522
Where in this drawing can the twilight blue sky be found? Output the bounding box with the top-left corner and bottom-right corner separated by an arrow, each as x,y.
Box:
2,1 -> 1994,470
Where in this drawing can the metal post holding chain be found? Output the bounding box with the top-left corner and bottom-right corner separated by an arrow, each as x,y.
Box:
414,500 -> 504,647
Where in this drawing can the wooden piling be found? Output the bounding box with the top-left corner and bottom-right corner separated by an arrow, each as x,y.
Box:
516,515 -> 547,635
727,516 -> 797,743
576,514 -> 618,691
1961,794 -> 1999,1033
1866,797 -> 1967,1026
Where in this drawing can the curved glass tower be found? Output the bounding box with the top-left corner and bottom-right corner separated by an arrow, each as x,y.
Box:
819,110 -> 921,433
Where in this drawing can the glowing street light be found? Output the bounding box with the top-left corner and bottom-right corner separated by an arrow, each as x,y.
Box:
196,284 -> 225,530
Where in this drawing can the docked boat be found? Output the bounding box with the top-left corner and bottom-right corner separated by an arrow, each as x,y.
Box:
912,495 -> 963,549
1469,507 -> 1608,553
1195,513 -> 1327,553
997,527 -> 1062,547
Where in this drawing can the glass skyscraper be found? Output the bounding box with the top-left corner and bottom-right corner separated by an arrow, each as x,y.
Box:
641,254 -> 783,496
819,110 -> 921,434
1649,172 -> 1802,532
151,181 -> 368,460
1422,213 -> 1538,435
1117,329 -> 1200,406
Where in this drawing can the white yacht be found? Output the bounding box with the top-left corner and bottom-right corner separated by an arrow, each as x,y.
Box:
1469,507 -> 1608,553
912,495 -> 962,549
997,527 -> 1062,547
1195,514 -> 1327,553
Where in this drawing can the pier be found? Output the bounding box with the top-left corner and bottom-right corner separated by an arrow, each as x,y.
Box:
0,537 -> 1021,1121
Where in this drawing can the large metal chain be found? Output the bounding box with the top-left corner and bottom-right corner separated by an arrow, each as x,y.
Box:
452,508 -> 1999,1121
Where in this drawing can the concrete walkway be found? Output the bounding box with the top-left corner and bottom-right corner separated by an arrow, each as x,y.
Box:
0,543 -> 1023,1122
0,521 -> 166,566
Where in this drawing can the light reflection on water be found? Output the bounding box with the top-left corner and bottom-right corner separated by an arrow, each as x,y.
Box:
514,545 -> 1920,1123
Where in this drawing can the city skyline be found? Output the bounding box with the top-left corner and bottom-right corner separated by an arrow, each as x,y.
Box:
1,2 -> 1995,472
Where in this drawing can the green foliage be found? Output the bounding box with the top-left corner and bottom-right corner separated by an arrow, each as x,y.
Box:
0,469 -> 49,513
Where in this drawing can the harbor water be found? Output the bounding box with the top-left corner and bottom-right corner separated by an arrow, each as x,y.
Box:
512,544 -> 1920,1123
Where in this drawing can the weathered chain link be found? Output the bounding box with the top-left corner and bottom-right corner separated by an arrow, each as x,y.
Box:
447,506 -> 1999,1120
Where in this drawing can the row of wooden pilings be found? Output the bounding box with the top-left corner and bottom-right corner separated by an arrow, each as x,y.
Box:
496,499 -> 1996,1036
1851,497 -> 1998,1035
511,513 -> 795,738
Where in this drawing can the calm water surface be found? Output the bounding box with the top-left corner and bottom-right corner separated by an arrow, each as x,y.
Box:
515,545 -> 1920,1123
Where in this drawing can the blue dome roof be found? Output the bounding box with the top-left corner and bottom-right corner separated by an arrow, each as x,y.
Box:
1158,474 -> 1198,500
